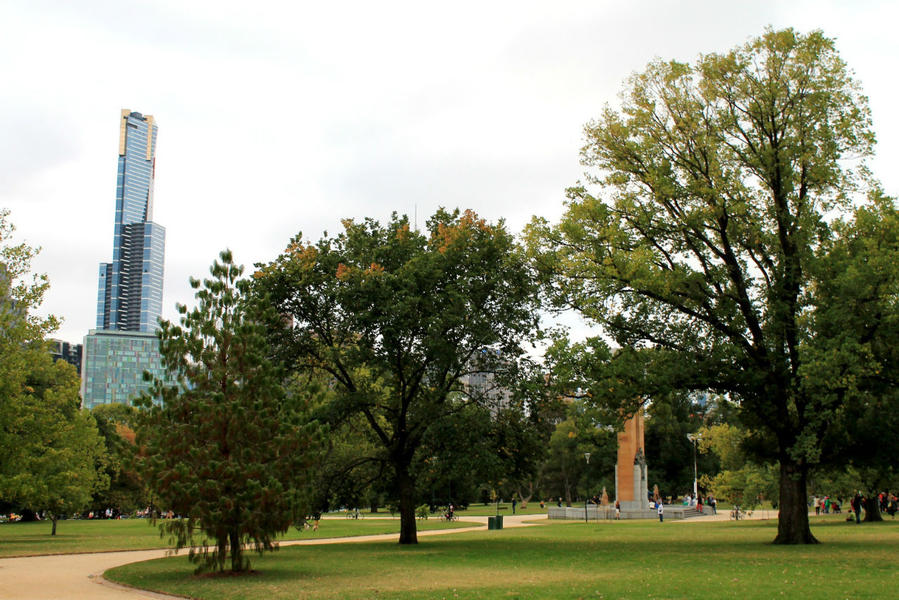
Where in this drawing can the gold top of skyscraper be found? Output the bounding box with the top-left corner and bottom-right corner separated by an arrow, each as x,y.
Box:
118,109 -> 156,160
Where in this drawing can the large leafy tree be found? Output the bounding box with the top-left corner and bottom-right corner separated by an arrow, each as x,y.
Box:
1,209 -> 58,471
1,210 -> 107,534
136,251 -> 322,573
528,29 -> 876,544
256,209 -> 540,544
4,358 -> 108,535
807,194 -> 899,520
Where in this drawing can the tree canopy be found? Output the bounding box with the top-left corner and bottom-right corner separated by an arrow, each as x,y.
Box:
255,209 -> 541,543
527,28 -> 877,544
1,210 -> 106,534
806,193 -> 899,518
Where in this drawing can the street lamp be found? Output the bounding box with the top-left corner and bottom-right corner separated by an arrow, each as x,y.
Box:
584,452 -> 591,523
686,433 -> 699,500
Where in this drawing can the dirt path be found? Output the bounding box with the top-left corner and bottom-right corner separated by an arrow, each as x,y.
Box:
0,515 -> 545,600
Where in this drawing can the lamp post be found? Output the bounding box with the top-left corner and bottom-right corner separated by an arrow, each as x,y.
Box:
686,434 -> 698,500
584,452 -> 591,523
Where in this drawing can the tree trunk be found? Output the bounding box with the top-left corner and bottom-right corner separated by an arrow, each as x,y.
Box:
773,460 -> 818,544
863,496 -> 883,522
397,467 -> 418,544
518,481 -> 534,507
51,515 -> 58,536
229,529 -> 243,572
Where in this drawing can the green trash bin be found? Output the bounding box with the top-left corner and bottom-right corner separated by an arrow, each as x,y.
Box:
488,515 -> 504,530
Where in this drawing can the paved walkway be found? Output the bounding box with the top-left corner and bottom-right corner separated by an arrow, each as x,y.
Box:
0,515 -> 545,600
673,508 -> 779,522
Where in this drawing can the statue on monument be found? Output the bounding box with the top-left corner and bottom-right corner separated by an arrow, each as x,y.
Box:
615,408 -> 650,511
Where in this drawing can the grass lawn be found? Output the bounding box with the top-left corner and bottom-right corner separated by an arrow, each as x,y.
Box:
0,517 -> 475,558
106,516 -> 899,599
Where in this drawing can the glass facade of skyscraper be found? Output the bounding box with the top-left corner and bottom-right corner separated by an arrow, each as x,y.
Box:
96,110 -> 166,333
80,329 -> 165,409
83,110 -> 169,409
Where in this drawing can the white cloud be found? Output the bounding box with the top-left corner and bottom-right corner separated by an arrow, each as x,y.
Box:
2,0 -> 896,343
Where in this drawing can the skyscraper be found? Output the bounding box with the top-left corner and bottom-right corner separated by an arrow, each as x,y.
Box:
97,110 -> 166,332
82,110 -> 168,409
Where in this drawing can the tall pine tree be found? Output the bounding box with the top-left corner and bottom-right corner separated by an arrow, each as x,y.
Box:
137,250 -> 321,573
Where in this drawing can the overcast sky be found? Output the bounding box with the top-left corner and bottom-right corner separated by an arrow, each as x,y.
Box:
3,0 -> 897,344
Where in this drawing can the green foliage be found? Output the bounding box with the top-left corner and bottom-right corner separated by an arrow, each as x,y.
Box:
309,409 -> 388,512
644,393 -> 713,498
0,209 -> 59,347
527,28 -> 877,544
136,251 -> 323,572
697,423 -> 747,472
1,209 -> 59,482
537,401 -> 617,505
3,358 -> 108,533
416,402 -> 551,507
540,418 -> 582,505
805,192 -> 899,489
90,403 -> 147,514
256,209 -> 541,544
1,210 -> 107,534
698,423 -> 778,508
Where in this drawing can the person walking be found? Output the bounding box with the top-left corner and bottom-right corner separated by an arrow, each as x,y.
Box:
851,493 -> 862,524
615,499 -> 621,520
657,501 -> 664,523
312,510 -> 321,531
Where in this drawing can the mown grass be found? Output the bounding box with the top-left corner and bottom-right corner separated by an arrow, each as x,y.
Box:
106,516 -> 899,599
0,517 -> 475,558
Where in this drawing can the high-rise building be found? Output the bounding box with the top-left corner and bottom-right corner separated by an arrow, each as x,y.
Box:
82,110 -> 168,409
81,329 -> 166,407
96,110 -> 165,332
50,339 -> 83,375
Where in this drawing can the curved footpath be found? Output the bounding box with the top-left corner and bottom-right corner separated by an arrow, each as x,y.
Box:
0,515 -> 544,600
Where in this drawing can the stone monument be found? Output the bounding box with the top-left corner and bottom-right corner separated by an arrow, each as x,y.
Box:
615,409 -> 649,511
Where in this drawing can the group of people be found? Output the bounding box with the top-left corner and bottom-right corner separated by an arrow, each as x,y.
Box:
812,495 -> 842,515
681,493 -> 717,515
813,492 -> 899,520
